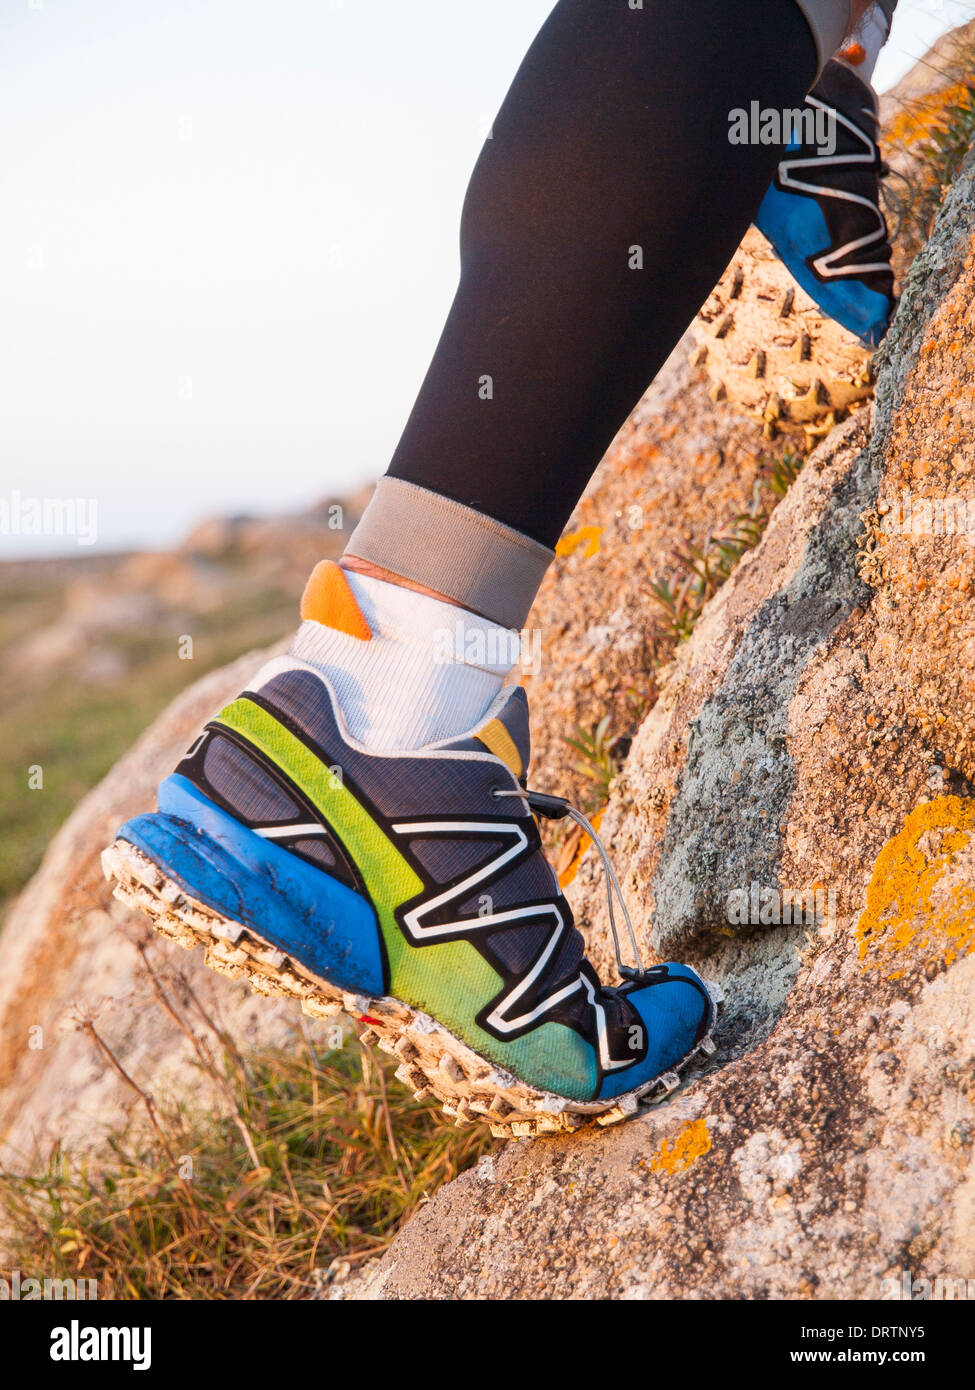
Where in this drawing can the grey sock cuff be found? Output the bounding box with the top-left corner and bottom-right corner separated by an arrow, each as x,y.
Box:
793,0 -> 852,74
343,477 -> 554,630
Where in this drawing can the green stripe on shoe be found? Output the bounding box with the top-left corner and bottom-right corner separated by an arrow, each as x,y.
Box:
214,698 -> 597,1101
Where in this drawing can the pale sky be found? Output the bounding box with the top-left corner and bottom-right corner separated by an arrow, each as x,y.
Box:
2,0 -> 972,556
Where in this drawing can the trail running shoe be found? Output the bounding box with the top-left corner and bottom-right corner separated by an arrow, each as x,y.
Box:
755,59 -> 895,348
103,571 -> 719,1137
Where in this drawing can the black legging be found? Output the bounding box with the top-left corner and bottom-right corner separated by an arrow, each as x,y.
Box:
386,0 -> 819,549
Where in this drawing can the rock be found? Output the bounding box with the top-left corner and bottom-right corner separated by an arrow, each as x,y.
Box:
2,26 -> 973,1305
880,18 -> 975,115
0,642 -> 343,1164
354,148 -> 975,1300
881,18 -> 975,279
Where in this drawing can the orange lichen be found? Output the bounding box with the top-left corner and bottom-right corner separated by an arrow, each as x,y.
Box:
886,82 -> 974,150
856,797 -> 975,978
650,1118 -> 712,1176
558,809 -> 603,889
556,525 -> 604,559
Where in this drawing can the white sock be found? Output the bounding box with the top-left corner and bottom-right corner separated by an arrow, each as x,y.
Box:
838,3 -> 890,83
289,571 -> 519,752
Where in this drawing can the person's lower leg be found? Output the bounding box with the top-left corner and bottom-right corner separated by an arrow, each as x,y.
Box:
343,0 -> 862,633
296,0 -> 865,748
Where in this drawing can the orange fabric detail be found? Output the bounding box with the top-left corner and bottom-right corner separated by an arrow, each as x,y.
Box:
300,561 -> 372,640
839,42 -> 866,66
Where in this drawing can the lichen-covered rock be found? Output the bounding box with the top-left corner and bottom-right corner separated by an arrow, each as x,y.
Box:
523,345 -> 773,812
353,150 -> 975,1301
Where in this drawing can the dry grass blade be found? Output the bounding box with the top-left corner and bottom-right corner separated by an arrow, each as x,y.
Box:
1,1029 -> 492,1299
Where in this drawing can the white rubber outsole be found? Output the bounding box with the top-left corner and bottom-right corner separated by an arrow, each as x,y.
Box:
102,837 -> 722,1139
689,226 -> 875,444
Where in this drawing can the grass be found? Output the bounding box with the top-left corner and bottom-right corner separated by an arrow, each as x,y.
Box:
562,716 -> 621,814
0,565 -> 297,913
0,962 -> 491,1299
647,449 -> 803,650
884,40 -> 975,260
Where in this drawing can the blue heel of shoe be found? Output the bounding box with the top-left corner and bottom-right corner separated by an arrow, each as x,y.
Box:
117,775 -> 385,995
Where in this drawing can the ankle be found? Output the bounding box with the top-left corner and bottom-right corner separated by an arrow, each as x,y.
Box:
291,563 -> 517,752
339,555 -> 467,612
342,478 -> 553,632
836,1 -> 889,82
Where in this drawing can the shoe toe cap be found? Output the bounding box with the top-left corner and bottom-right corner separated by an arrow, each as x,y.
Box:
631,965 -> 714,1061
597,964 -> 716,1101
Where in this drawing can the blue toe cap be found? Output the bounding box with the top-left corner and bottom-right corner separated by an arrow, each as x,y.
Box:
598,964 -> 715,1101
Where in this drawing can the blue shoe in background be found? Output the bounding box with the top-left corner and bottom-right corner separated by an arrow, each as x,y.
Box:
756,60 -> 895,348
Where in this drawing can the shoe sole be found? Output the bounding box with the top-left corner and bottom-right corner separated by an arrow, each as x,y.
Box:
689,225 -> 876,446
102,837 -> 723,1139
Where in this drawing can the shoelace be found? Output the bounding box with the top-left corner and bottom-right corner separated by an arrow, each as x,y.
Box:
491,786 -> 648,983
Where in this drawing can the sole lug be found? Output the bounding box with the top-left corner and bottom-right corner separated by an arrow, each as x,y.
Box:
106,836 -> 723,1139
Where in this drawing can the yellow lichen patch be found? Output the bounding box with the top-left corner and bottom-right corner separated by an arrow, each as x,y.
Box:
650,1118 -> 712,1176
856,797 -> 975,978
556,525 -> 603,559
